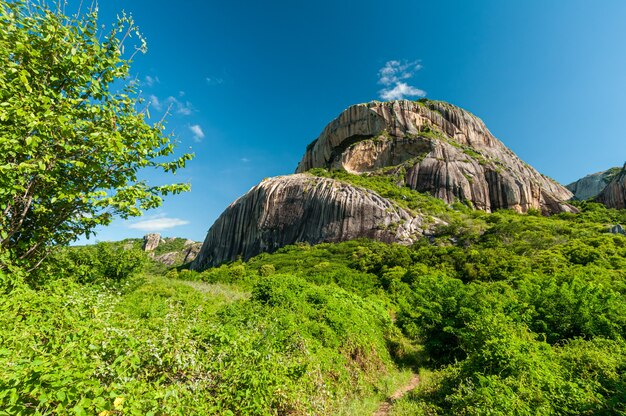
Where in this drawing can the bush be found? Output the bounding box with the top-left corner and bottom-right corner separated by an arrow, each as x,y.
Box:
35,242 -> 145,285
255,263 -> 273,277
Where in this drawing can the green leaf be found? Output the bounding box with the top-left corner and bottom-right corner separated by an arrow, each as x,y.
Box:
19,70 -> 29,87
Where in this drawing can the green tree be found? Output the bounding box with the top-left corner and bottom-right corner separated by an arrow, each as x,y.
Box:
0,1 -> 193,271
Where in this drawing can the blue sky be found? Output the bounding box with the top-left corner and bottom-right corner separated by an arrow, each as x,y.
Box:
82,0 -> 626,243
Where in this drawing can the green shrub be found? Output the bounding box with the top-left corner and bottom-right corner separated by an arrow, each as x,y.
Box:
517,273 -> 626,343
258,263 -> 275,277
35,242 -> 146,285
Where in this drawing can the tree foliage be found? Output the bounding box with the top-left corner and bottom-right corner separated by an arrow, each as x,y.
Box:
0,1 -> 192,270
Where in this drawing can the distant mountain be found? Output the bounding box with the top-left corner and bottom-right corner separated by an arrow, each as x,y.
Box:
566,167 -> 621,200
191,99 -> 577,270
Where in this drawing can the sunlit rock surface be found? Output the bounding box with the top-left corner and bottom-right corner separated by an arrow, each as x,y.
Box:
297,100 -> 574,214
190,174 -> 435,270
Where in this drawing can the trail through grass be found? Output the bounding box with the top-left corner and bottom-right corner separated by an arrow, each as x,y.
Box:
373,373 -> 421,416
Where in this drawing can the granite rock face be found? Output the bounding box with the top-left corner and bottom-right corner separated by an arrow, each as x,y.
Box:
597,165 -> 626,209
193,99 -> 580,270
142,233 -> 161,252
566,167 -> 621,200
182,242 -> 202,263
297,100 -> 575,214
140,234 -> 202,266
190,174 -> 434,270
153,251 -> 180,266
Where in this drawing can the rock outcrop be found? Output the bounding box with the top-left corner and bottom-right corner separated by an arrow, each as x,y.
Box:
566,167 -> 621,200
596,165 -> 626,209
182,241 -> 202,263
296,100 -> 575,214
190,174 -> 434,270
140,234 -> 202,266
152,243 -> 202,266
193,99 -> 580,270
142,233 -> 161,251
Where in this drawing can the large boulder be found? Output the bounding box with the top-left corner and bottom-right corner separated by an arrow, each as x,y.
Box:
296,100 -> 575,214
142,233 -> 161,252
190,174 -> 435,270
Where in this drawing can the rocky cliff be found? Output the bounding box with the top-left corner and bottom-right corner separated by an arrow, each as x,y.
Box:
596,165 -> 626,209
566,167 -> 621,200
193,99 -> 578,270
190,174 -> 435,270
296,100 -> 574,214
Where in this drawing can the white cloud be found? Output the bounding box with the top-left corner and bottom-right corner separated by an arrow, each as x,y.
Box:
206,76 -> 224,85
378,60 -> 421,85
379,82 -> 426,100
128,217 -> 189,232
189,124 -> 205,142
240,157 -> 250,163
173,98 -> 194,115
144,75 -> 160,87
164,96 -> 194,115
148,95 -> 194,115
149,94 -> 162,111
377,59 -> 426,100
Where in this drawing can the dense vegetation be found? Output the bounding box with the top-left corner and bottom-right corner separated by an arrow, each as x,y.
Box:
2,181 -> 625,414
1,2 -> 624,415
1,244 -> 412,415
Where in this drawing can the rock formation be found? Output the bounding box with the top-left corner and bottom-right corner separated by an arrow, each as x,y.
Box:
182,241 -> 202,263
142,233 -> 161,251
596,165 -> 626,209
193,99 -> 578,270
141,234 -> 202,266
190,174 -> 435,270
151,243 -> 202,266
296,100 -> 575,214
566,167 -> 621,200
153,251 -> 179,266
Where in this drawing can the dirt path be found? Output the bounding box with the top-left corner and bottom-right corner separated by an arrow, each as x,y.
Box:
372,373 -> 420,416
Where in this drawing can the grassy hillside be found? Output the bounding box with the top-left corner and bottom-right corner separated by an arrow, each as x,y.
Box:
1,185 -> 625,415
